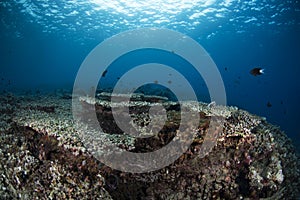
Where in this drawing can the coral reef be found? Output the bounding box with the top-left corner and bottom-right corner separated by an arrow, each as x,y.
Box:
0,92 -> 299,199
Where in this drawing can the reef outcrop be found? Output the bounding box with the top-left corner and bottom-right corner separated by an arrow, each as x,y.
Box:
0,92 -> 299,199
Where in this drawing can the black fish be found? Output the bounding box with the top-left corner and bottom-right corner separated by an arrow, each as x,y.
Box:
267,101 -> 272,107
101,70 -> 108,77
250,67 -> 264,76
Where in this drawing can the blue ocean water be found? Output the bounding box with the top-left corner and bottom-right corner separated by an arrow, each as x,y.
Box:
0,0 -> 299,148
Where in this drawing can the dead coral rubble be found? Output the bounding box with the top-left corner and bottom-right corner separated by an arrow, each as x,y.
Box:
0,93 -> 299,199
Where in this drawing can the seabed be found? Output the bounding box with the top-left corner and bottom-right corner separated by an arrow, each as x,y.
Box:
0,91 -> 299,199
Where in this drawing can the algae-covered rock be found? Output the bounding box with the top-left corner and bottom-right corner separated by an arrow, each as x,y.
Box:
0,93 -> 299,199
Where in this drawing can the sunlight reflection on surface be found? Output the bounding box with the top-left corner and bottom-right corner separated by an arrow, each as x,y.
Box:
0,0 -> 298,41
90,0 -> 219,15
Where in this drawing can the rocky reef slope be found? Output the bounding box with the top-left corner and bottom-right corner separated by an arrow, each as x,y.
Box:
0,92 -> 299,199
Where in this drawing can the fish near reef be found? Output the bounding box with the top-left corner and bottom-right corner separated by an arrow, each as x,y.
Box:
250,67 -> 264,76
